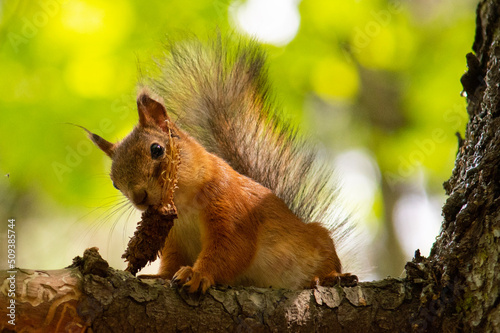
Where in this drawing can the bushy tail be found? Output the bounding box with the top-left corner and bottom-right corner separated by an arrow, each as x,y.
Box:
146,35 -> 351,243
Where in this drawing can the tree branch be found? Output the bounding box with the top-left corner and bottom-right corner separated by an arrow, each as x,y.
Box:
2,247 -> 426,332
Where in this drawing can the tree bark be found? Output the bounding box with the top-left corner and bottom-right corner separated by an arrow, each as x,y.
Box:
2,248 -> 422,332
2,0 -> 500,332
426,0 -> 500,331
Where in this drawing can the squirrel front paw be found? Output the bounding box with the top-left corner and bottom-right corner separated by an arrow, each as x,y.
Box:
172,266 -> 214,293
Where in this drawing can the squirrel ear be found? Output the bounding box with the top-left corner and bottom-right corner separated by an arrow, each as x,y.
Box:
70,124 -> 115,158
137,90 -> 170,131
90,133 -> 115,158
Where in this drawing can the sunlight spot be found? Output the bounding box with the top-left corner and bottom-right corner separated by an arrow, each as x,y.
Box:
61,1 -> 104,34
334,150 -> 380,221
393,169 -> 443,257
230,0 -> 301,46
312,58 -> 359,99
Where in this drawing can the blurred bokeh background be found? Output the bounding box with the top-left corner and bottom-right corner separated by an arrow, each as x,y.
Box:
0,0 -> 477,280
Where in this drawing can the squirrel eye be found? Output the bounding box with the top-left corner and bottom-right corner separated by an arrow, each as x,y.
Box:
150,143 -> 165,159
112,181 -> 119,190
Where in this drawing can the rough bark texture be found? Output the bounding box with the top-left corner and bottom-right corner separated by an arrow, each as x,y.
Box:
2,248 -> 424,332
429,0 -> 500,331
2,1 -> 500,332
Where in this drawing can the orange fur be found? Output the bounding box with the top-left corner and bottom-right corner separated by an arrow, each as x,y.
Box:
146,118 -> 354,291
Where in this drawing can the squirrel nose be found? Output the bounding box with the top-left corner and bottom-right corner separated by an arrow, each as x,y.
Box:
132,189 -> 148,205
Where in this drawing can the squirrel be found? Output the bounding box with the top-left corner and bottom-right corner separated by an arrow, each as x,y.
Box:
87,36 -> 357,293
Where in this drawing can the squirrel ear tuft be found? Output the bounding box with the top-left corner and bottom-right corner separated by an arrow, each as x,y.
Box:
137,90 -> 170,131
69,124 -> 115,158
90,132 -> 115,158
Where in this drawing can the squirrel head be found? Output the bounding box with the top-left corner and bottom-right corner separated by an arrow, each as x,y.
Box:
88,90 -> 178,211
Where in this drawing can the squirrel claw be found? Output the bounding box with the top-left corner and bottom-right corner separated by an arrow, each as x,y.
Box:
338,273 -> 358,287
172,266 -> 214,293
318,272 -> 359,288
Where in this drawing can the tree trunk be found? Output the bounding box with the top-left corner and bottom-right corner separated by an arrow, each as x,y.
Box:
424,0 -> 500,330
2,0 -> 500,331
423,0 -> 500,330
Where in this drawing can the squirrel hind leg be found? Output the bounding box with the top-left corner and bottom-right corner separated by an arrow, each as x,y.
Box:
312,272 -> 359,288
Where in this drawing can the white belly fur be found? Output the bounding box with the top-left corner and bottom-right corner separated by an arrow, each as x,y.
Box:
169,207 -> 203,265
170,202 -> 316,289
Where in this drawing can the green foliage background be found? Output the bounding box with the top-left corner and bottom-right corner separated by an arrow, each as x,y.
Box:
0,0 -> 476,277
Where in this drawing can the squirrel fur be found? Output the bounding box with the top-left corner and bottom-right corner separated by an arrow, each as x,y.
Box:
88,36 -> 357,293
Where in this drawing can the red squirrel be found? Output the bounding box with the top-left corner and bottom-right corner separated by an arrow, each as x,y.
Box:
88,37 -> 357,293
